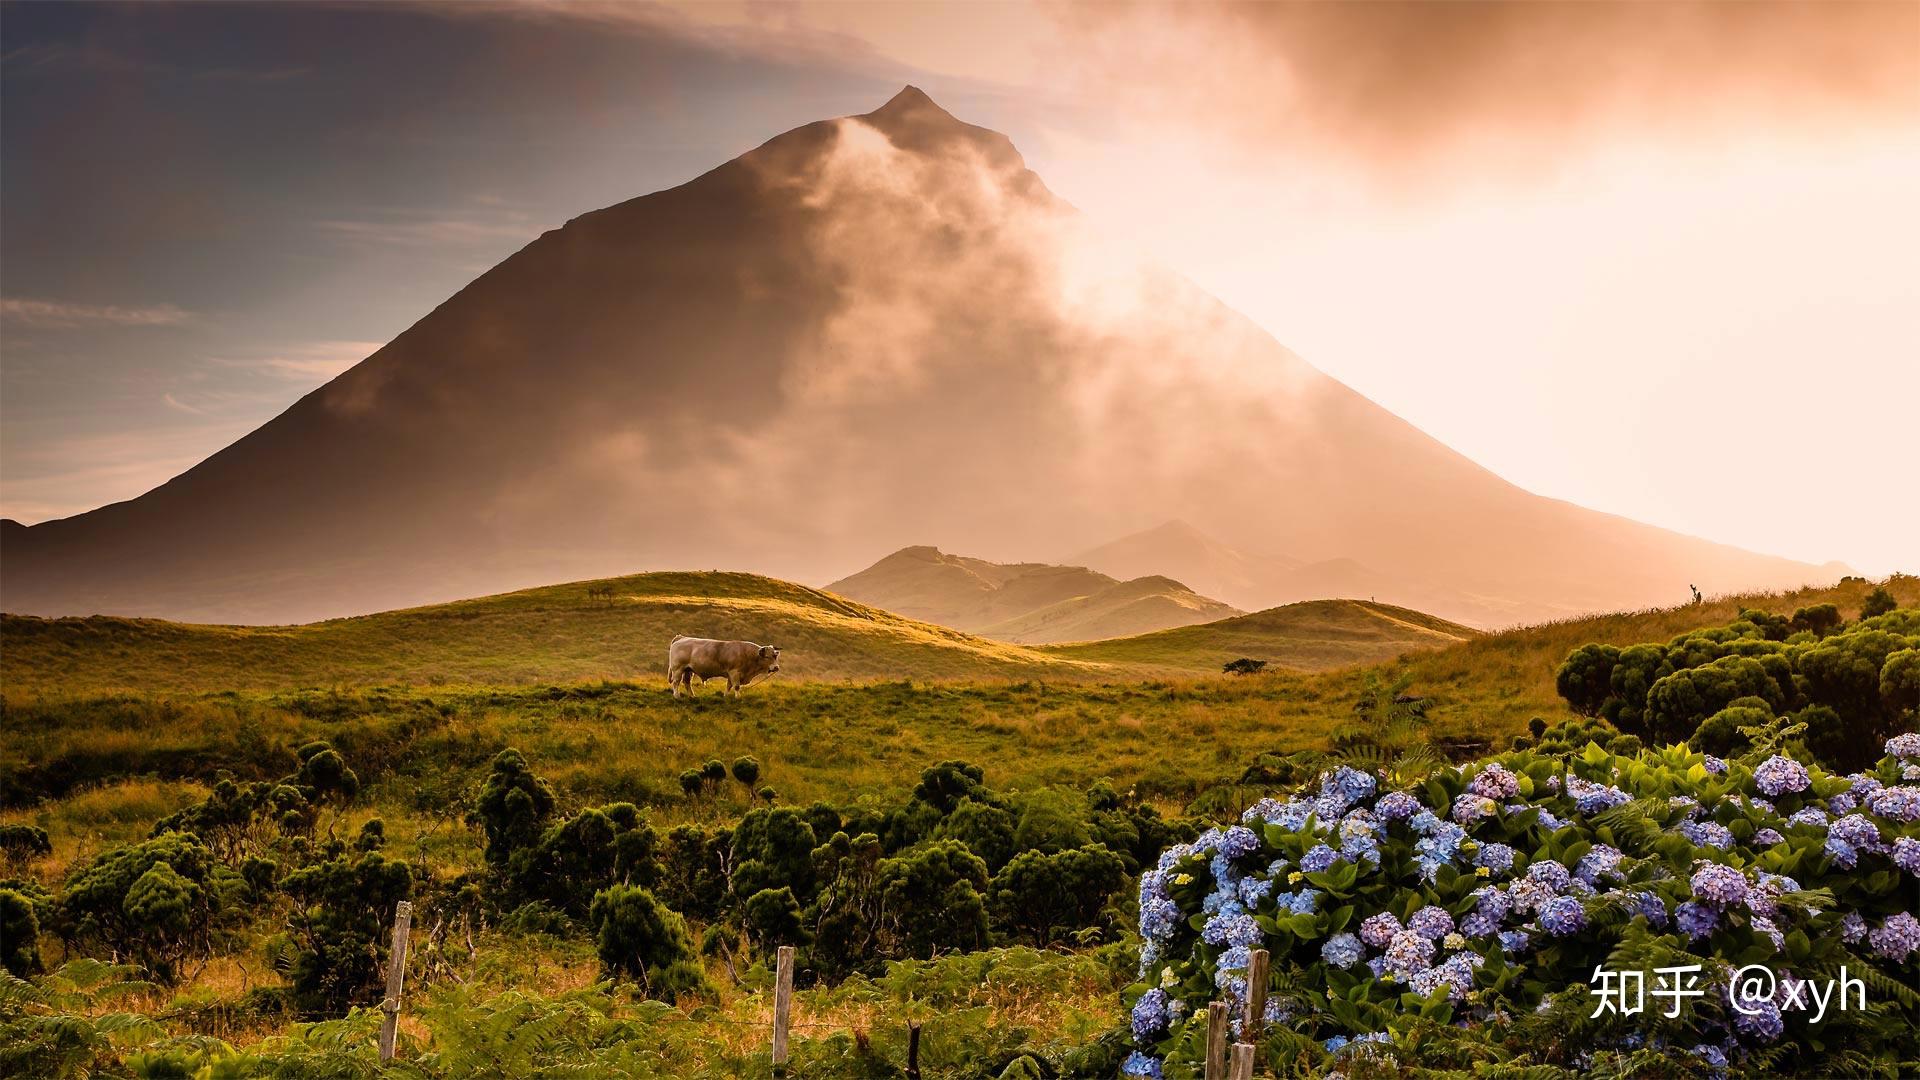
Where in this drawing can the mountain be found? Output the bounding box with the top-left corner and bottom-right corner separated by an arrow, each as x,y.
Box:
1043,599 -> 1479,674
825,545 -> 1240,643
0,571 -> 1109,696
0,86 -> 1841,625
1070,520 -> 1296,606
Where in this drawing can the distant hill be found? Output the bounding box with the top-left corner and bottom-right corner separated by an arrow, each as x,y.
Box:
826,546 -> 1240,643
0,571 -> 1108,696
1043,598 -> 1480,673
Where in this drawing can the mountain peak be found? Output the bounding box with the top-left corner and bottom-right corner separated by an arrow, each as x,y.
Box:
871,85 -> 943,117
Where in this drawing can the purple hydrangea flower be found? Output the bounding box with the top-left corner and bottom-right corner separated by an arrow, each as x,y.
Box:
1384,929 -> 1436,976
1867,786 -> 1920,823
1693,1045 -> 1729,1068
1828,792 -> 1857,816
1358,912 -> 1402,948
1460,911 -> 1497,937
1869,912 -> 1920,962
1825,836 -> 1859,868
1468,763 -> 1521,800
1526,860 -> 1572,892
1702,755 -> 1728,774
1893,836 -> 1920,876
1131,988 -> 1171,1040
1632,890 -> 1669,928
1753,755 -> 1810,797
1733,999 -> 1784,1042
1575,845 -> 1624,884
1678,820 -> 1735,849
1841,912 -> 1868,943
1408,906 -> 1455,940
1538,896 -> 1587,936
1217,825 -> 1260,858
1753,828 -> 1786,847
1321,931 -> 1365,967
1887,732 -> 1920,760
1787,807 -> 1829,829
1830,813 -> 1882,851
1452,795 -> 1496,825
1475,843 -> 1517,874
1751,915 -> 1785,949
1300,844 -> 1339,873
1566,776 -> 1632,814
1374,791 -> 1419,821
1475,886 -> 1513,922
1690,863 -> 1749,907
1676,900 -> 1719,938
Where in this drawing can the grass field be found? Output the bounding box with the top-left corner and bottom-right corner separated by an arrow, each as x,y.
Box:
1042,598 -> 1477,672
5,572 -> 1913,1074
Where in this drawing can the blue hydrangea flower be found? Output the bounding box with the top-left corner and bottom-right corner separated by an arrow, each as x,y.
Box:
1410,810 -> 1442,835
1202,909 -> 1262,947
1220,825 -> 1261,858
1474,885 -> 1513,922
1829,791 -> 1858,815
1753,755 -> 1810,797
1733,999 -> 1784,1042
1566,776 -> 1631,814
1321,931 -> 1365,967
1825,836 -> 1859,868
1460,911 -> 1497,937
1131,988 -> 1171,1040
1538,896 -> 1586,936
1341,835 -> 1382,866
1753,828 -> 1786,846
1676,900 -> 1718,938
1690,862 -> 1749,907
1751,915 -> 1785,949
1121,1050 -> 1164,1078
1693,1044 -> 1729,1068
1322,766 -> 1377,805
1631,890 -> 1669,928
1140,897 -> 1181,940
1497,929 -> 1531,953
1702,755 -> 1728,774
1322,1035 -> 1350,1053
1786,807 -> 1829,829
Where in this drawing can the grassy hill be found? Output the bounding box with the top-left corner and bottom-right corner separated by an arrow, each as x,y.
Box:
1043,598 -> 1479,672
0,571 -> 1107,696
825,545 -> 1241,643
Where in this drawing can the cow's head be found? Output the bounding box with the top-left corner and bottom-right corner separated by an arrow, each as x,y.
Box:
758,645 -> 782,674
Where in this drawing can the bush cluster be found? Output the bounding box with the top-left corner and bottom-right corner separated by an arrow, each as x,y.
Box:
1558,603 -> 1920,769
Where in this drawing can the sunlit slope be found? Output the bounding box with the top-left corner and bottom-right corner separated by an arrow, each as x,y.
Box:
1043,599 -> 1480,672
0,572 -> 1108,696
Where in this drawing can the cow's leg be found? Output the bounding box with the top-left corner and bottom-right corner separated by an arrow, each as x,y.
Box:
669,665 -> 683,697
727,673 -> 741,696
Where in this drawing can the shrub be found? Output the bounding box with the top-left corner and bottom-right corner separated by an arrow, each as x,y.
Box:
1691,700 -> 1773,757
1011,788 -> 1091,854
1554,644 -> 1619,717
658,824 -> 729,920
587,884 -> 708,1000
470,749 -> 555,865
876,839 -> 990,959
936,798 -> 1017,872
742,886 -> 810,950
730,807 -> 818,904
0,825 -> 52,871
731,756 -> 762,786
1791,603 -> 1842,638
59,833 -> 235,983
700,759 -> 727,785
0,888 -> 41,976
913,760 -> 992,814
1863,586 -> 1898,619
279,849 -> 415,1015
504,803 -> 661,918
988,844 -> 1127,946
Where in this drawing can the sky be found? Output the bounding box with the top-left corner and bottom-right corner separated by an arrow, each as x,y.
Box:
2,1 -> 1916,575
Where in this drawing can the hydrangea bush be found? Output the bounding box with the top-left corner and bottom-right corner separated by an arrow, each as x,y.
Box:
1124,736 -> 1920,1076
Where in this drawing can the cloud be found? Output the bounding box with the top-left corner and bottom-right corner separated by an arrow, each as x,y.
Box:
1,297 -> 192,328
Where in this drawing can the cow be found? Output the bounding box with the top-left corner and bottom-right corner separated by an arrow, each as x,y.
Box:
668,636 -> 782,697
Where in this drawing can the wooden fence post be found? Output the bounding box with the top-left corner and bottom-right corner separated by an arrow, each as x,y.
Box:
378,900 -> 414,1063
771,944 -> 795,1075
906,1019 -> 922,1079
1241,948 -> 1269,1050
1229,1042 -> 1255,1080
1204,1001 -> 1228,1080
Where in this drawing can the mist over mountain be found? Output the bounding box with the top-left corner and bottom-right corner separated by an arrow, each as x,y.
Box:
0,87 -> 1840,625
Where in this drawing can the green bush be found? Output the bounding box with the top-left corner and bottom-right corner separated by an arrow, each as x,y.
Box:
1863,586 -> 1898,619
876,839 -> 990,959
470,748 -> 555,866
0,888 -> 41,976
731,756 -> 761,786
742,886 -> 810,951
59,833 -> 236,983
586,884 -> 708,1000
278,848 -> 415,1015
936,797 -> 1017,872
988,844 -> 1127,946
